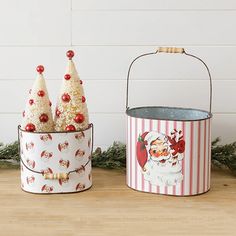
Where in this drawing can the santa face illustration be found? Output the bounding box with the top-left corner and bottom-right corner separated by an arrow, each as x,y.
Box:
58,141 -> 69,153
136,130 -> 185,187
41,184 -> 53,193
26,159 -> 36,169
59,159 -> 70,170
59,177 -> 69,186
41,167 -> 53,175
75,149 -> 85,159
75,132 -> 85,141
40,134 -> 52,144
41,150 -> 53,162
25,142 -> 34,152
76,166 -> 85,176
76,183 -> 85,191
26,176 -> 35,185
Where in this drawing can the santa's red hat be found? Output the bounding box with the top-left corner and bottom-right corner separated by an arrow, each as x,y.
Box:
136,132 -> 149,168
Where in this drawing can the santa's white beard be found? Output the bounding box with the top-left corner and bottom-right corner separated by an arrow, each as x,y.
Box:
143,156 -> 183,186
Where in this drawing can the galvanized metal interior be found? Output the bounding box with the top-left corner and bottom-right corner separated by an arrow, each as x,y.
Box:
126,106 -> 212,121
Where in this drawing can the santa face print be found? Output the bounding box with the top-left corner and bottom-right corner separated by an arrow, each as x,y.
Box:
75,149 -> 85,160
26,159 -> 36,169
40,134 -> 52,144
58,178 -> 70,186
41,167 -> 53,175
41,184 -> 53,193
76,166 -> 85,177
136,130 -> 186,187
41,150 -> 53,162
75,132 -> 85,142
149,138 -> 170,164
58,141 -> 69,153
76,183 -> 85,191
59,159 -> 70,170
26,176 -> 35,185
25,142 -> 34,153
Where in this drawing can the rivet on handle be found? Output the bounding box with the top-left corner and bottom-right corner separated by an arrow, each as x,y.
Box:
158,47 -> 184,54
44,173 -> 69,180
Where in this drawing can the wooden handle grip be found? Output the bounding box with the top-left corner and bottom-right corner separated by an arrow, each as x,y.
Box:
158,47 -> 184,53
44,173 -> 68,180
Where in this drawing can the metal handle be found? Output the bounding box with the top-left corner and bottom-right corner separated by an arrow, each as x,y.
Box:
126,48 -> 212,113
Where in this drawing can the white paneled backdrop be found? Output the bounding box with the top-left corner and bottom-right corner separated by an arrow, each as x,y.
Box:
0,0 -> 236,148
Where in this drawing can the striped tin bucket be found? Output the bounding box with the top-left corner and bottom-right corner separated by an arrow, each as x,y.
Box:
126,47 -> 212,196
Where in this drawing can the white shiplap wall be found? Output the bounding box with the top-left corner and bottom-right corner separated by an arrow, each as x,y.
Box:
0,0 -> 236,148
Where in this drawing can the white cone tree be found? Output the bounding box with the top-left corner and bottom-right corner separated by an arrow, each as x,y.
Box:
21,65 -> 54,132
54,50 -> 89,131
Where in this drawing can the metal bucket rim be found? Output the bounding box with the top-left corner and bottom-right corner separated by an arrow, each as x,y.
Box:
18,123 -> 93,135
126,106 -> 212,122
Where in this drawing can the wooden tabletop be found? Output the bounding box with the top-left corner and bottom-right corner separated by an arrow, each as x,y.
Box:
0,168 -> 235,236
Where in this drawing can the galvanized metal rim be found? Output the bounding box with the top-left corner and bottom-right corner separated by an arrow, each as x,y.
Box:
126,106 -> 212,122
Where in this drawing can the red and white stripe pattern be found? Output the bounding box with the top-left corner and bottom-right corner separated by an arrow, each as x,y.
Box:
126,116 -> 211,196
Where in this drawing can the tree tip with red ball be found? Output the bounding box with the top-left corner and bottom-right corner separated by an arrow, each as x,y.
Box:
36,65 -> 44,74
66,50 -> 74,60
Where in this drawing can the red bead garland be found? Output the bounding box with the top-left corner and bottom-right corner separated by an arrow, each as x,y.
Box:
64,74 -> 71,80
65,125 -> 76,131
74,113 -> 85,123
37,90 -> 45,97
36,65 -> 44,74
25,123 -> 36,132
66,50 -> 74,60
61,93 -> 71,102
39,113 -> 49,123
29,99 -> 34,105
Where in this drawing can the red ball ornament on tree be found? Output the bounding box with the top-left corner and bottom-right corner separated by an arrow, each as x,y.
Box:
25,123 -> 36,132
29,99 -> 34,105
39,113 -> 49,123
55,108 -> 61,117
66,50 -> 74,60
37,90 -> 45,97
74,113 -> 85,123
61,93 -> 71,102
64,74 -> 71,80
65,125 -> 76,131
81,96 -> 86,103
36,65 -> 44,74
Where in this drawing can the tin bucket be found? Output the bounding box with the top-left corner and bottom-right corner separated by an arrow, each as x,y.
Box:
126,47 -> 212,196
18,124 -> 93,194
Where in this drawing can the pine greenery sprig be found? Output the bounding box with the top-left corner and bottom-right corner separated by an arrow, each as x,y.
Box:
0,139 -> 236,175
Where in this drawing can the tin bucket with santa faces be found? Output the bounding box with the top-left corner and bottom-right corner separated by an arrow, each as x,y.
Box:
18,124 -> 93,194
126,47 -> 212,196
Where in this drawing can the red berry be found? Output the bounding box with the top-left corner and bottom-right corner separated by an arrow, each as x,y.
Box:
22,111 -> 25,117
61,93 -> 71,102
25,123 -> 36,132
36,65 -> 44,74
39,113 -> 49,123
81,96 -> 86,103
37,90 -> 45,97
29,99 -> 34,105
65,125 -> 76,131
74,113 -> 84,123
64,74 -> 71,80
80,80 -> 83,85
56,108 -> 61,117
66,50 -> 74,60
